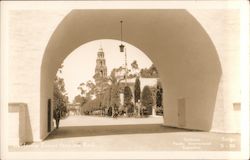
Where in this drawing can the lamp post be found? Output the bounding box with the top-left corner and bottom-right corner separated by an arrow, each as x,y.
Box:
119,20 -> 125,52
119,20 -> 128,86
124,47 -> 128,85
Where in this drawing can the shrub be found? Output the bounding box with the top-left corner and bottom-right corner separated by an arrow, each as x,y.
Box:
124,86 -> 133,105
134,77 -> 141,103
141,85 -> 154,115
156,81 -> 163,107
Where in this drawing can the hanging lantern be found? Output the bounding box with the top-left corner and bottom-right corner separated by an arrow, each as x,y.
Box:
119,20 -> 125,52
119,20 -> 128,86
119,44 -> 125,52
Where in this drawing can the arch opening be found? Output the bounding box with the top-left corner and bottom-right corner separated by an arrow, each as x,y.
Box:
48,39 -> 164,138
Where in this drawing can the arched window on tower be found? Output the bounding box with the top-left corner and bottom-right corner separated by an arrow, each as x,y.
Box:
100,70 -> 103,77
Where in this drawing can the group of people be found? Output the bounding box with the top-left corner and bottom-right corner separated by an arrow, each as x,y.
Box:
105,100 -> 147,118
114,100 -> 147,117
53,100 -> 148,129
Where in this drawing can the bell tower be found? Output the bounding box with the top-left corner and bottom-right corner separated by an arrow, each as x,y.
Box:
93,47 -> 107,84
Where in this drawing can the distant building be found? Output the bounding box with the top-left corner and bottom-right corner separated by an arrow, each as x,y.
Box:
119,77 -> 159,104
93,47 -> 107,85
92,47 -> 159,114
93,47 -> 108,96
67,103 -> 81,116
113,66 -> 127,81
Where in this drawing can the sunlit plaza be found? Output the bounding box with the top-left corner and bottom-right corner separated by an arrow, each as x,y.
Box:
9,115 -> 240,152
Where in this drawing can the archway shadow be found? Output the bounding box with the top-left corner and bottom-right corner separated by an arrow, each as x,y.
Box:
45,124 -> 197,140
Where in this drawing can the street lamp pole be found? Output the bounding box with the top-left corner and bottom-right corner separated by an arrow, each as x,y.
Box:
119,20 -> 127,86
124,47 -> 128,86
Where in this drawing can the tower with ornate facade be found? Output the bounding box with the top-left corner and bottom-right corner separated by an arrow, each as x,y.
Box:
93,47 -> 107,85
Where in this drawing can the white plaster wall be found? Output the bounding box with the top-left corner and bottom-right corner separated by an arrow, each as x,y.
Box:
189,10 -> 240,133
8,11 -> 68,141
8,108 -> 20,145
8,103 -> 33,145
162,10 -> 240,133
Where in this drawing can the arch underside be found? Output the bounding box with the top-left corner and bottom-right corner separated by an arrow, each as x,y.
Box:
40,9 -> 222,139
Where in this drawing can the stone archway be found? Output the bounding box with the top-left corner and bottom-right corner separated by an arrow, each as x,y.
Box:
40,9 -> 223,140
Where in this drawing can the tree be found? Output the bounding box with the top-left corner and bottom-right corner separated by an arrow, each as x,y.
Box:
53,76 -> 69,118
76,81 -> 95,101
77,83 -> 86,95
109,73 -> 121,116
134,77 -> 141,103
150,86 -> 157,107
140,64 -> 159,78
81,96 -> 104,115
124,86 -> 133,115
149,64 -> 158,77
73,95 -> 87,105
102,86 -> 111,108
156,81 -> 163,107
131,60 -> 139,70
124,86 -> 133,105
110,83 -> 120,114
85,80 -> 96,100
53,65 -> 69,118
128,60 -> 139,78
141,85 -> 154,115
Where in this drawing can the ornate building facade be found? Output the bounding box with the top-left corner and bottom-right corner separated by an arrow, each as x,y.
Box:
93,47 -> 107,85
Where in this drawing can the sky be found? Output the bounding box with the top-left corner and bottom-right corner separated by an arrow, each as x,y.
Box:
58,39 -> 153,102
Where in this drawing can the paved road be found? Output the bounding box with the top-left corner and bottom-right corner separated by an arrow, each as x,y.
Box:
9,115 -> 240,151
